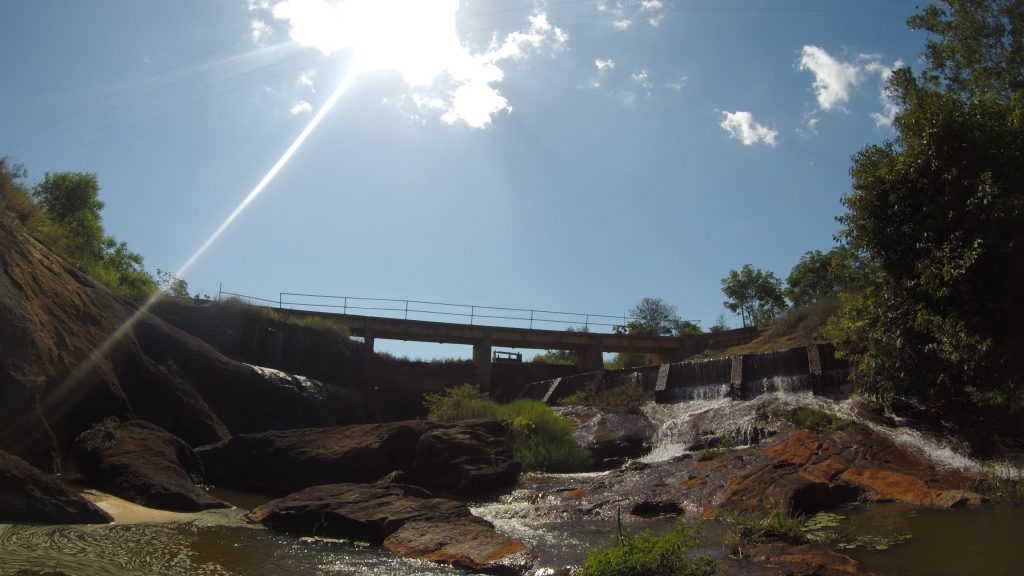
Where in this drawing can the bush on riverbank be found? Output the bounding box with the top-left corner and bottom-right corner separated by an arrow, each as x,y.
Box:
558,382 -> 649,414
581,517 -> 717,576
424,384 -> 591,472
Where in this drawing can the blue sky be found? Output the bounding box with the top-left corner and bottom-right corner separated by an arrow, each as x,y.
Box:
1,0 -> 927,359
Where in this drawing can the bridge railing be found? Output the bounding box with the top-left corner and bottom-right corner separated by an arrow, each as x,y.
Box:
218,288 -> 649,333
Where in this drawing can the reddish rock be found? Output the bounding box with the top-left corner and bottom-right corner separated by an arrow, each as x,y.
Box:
248,482 -> 529,574
748,542 -> 860,575
0,450 -> 112,524
71,419 -> 227,511
554,406 -> 655,467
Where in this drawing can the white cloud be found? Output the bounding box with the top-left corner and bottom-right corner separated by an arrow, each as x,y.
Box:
632,69 -> 653,92
612,19 -> 632,30
595,58 -> 616,71
639,0 -> 667,27
798,45 -> 903,128
289,100 -> 313,115
265,0 -> 567,129
720,111 -> 778,147
297,71 -> 315,89
666,76 -> 687,92
250,19 -> 271,41
798,46 -> 864,111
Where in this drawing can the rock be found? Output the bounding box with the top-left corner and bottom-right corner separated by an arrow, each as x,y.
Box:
71,419 -> 227,511
199,421 -> 436,494
555,406 -> 654,467
0,450 -> 111,524
929,489 -> 987,508
747,542 -> 860,575
409,419 -> 520,495
199,419 -> 519,496
630,500 -> 683,517
248,482 -> 529,574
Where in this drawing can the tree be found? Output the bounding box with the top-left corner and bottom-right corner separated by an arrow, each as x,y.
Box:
533,326 -> 586,365
615,297 -> 682,336
831,0 -> 1024,418
721,265 -> 787,327
785,246 -> 866,308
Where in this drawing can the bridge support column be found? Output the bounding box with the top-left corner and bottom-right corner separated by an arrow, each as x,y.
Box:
473,332 -> 493,390
575,337 -> 604,373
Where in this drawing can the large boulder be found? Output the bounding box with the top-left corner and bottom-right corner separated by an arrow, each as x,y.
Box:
71,419 -> 227,511
0,450 -> 111,524
409,419 -> 520,495
554,406 -> 655,468
198,419 -> 520,496
248,482 -> 530,574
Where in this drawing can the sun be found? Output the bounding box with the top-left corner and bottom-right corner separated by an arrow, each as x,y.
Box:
272,0 -> 467,86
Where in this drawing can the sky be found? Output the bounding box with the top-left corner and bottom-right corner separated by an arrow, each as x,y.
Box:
1,0 -> 929,360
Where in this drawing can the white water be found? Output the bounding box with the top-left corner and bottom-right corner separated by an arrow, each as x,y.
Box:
639,377 -> 1000,475
247,364 -> 325,395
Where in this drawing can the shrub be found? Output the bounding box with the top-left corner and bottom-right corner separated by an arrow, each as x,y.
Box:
496,399 -> 591,472
722,508 -> 805,558
558,382 -> 649,414
425,386 -> 590,472
769,403 -> 860,433
581,517 -> 717,576
424,383 -> 499,422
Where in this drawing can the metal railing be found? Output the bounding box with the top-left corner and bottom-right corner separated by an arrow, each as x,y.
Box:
217,287 -> 651,333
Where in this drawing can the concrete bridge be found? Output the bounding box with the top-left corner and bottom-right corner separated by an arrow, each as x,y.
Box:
272,307 -> 758,386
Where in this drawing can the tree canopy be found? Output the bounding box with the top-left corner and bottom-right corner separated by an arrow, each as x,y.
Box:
830,0 -> 1024,420
616,297 -> 684,336
721,265 -> 787,328
785,246 -> 865,308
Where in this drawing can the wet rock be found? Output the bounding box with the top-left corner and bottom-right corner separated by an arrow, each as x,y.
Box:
0,450 -> 112,524
71,419 -> 227,511
747,542 -> 860,575
199,419 -> 518,496
630,500 -> 683,517
248,482 -> 529,574
409,419 -> 520,495
554,406 -> 655,468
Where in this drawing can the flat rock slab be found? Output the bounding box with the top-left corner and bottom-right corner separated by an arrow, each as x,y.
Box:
0,450 -> 112,524
72,419 -> 227,512
199,419 -> 518,496
248,482 -> 529,574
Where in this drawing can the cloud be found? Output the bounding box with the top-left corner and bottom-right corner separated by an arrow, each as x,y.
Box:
297,71 -> 315,89
265,0 -> 567,129
613,19 -> 632,30
640,0 -> 667,27
797,46 -> 864,111
719,111 -> 778,147
250,19 -> 271,41
666,76 -> 687,92
798,45 -> 903,128
289,100 -> 313,115
595,58 -> 616,71
632,69 -> 653,93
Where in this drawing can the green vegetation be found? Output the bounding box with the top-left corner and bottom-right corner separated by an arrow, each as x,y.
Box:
581,517 -> 717,576
532,326 -> 588,365
0,159 -> 162,300
826,0 -> 1024,427
558,382 -> 649,414
721,265 -> 787,328
785,247 -> 866,308
698,436 -> 737,461
769,403 -> 861,433
722,508 -> 805,558
213,296 -> 352,335
424,384 -> 591,472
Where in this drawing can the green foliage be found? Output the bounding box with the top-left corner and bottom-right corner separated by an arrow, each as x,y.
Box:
424,385 -> 590,472
615,297 -> 684,336
721,264 -> 787,328
156,269 -> 192,299
770,403 -> 860,433
785,247 -> 867,308
581,517 -> 717,576
605,352 -> 653,370
831,1 -> 1024,420
558,382 -> 650,414
424,383 -> 499,422
722,508 -> 805,558
496,399 -> 591,472
698,436 -> 737,461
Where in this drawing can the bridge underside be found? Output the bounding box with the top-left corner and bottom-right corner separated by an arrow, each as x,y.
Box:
273,309 -> 757,387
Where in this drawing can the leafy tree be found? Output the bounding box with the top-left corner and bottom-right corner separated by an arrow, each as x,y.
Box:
721,265 -> 787,327
615,297 -> 682,336
673,319 -> 703,336
785,246 -> 866,307
156,269 -> 192,299
830,0 -> 1024,418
